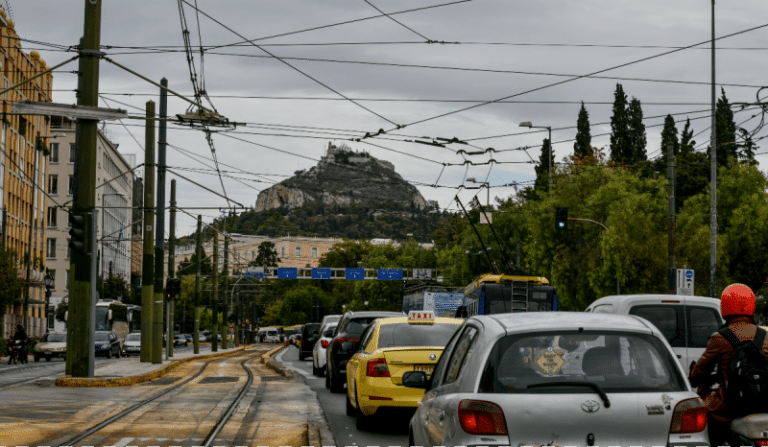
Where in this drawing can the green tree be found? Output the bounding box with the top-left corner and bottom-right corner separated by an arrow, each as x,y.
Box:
0,246 -> 25,311
319,240 -> 371,268
573,102 -> 593,158
660,114 -> 679,157
627,97 -> 647,163
96,273 -> 130,301
55,297 -> 68,323
177,245 -> 215,277
535,138 -> 553,195
708,88 -> 738,167
680,118 -> 695,156
610,84 -> 631,165
250,241 -> 281,268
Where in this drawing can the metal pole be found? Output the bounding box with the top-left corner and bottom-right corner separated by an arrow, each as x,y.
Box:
668,142 -> 676,293
67,0 -> 102,378
211,231 -> 218,352
194,215 -> 201,354
222,235 -> 229,349
548,126 -> 552,203
140,100 -> 156,363
153,79 -> 167,364
89,210 -> 97,376
168,178 -> 176,357
23,144 -> 39,334
710,0 -> 718,298
2,206 -> 6,247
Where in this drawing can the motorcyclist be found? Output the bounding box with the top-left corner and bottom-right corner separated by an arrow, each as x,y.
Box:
9,324 -> 30,364
689,283 -> 768,446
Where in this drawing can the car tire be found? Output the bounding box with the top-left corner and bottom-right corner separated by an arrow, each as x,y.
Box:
330,371 -> 344,393
325,368 -> 331,389
298,352 -> 305,361
312,362 -> 318,376
34,355 -> 40,362
106,349 -> 111,359
45,356 -> 51,362
355,388 -> 371,431
346,391 -> 355,416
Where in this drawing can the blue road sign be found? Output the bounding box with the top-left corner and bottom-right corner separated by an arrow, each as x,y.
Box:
244,272 -> 264,279
345,268 -> 365,280
312,268 -> 331,280
378,268 -> 403,280
278,267 -> 297,279
685,270 -> 693,279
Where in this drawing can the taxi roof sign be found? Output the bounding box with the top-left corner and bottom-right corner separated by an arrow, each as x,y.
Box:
408,310 -> 435,324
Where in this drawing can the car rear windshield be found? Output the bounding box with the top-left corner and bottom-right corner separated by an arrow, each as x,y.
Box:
345,317 -> 385,336
126,333 -> 140,341
267,331 -> 277,336
303,324 -> 321,334
377,323 -> 460,348
46,333 -> 66,342
478,331 -> 686,394
95,333 -> 109,341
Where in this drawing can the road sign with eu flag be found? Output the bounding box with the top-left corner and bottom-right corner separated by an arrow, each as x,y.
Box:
312,268 -> 331,280
345,268 -> 365,280
378,268 -> 403,280
278,267 -> 297,279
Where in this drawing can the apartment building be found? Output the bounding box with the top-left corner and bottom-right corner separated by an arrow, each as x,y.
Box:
0,11 -> 55,338
45,117 -> 134,332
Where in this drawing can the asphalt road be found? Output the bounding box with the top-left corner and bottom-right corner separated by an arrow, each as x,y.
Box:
275,343 -> 412,446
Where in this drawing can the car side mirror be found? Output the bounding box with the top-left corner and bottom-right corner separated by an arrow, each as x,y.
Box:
323,329 -> 333,337
402,371 -> 430,389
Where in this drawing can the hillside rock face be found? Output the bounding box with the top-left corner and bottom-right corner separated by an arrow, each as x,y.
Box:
254,143 -> 428,212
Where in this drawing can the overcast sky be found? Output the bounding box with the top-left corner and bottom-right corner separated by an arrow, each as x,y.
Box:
11,0 -> 768,236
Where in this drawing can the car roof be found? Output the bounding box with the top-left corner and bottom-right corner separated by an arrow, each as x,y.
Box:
482,311 -> 655,334
588,294 -> 719,307
375,316 -> 464,326
344,310 -> 403,318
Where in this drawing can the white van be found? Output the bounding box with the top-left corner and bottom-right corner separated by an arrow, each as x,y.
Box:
259,327 -> 280,343
585,294 -> 723,370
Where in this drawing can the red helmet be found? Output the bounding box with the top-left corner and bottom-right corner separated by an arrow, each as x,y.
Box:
721,283 -> 756,318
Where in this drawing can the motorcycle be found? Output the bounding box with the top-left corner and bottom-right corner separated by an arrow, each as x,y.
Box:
729,413 -> 768,447
6,339 -> 28,365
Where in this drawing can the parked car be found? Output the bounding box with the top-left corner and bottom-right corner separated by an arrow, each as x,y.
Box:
123,332 -> 141,356
326,310 -> 403,393
184,334 -> 193,343
346,312 -> 463,430
312,322 -> 338,376
585,294 -> 723,369
299,322 -> 321,361
173,334 -> 188,346
94,331 -> 121,358
33,332 -> 67,362
198,333 -> 207,342
404,312 -> 708,447
320,314 -> 342,328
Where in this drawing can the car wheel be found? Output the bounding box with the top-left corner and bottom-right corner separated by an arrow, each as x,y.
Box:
325,368 -> 331,389
355,388 -> 371,431
330,370 -> 344,393
312,361 -> 318,376
106,349 -> 111,359
34,355 -> 40,362
45,356 -> 52,362
409,428 -> 416,447
346,390 -> 355,416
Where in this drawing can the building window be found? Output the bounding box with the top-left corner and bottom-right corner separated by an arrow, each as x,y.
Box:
47,306 -> 55,329
295,246 -> 301,257
68,175 -> 74,195
50,143 -> 59,163
47,207 -> 57,227
65,270 -> 69,290
47,238 -> 56,258
251,250 -> 255,260
312,247 -> 318,258
69,143 -> 76,163
281,247 -> 285,257
48,174 -> 58,195
66,239 -> 70,259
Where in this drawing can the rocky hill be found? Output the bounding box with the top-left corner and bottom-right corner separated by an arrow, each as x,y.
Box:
254,142 -> 429,212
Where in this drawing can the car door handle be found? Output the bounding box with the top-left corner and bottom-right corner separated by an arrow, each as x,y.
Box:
677,354 -> 682,358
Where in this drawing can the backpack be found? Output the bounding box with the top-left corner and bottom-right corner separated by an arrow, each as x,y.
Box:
718,326 -> 768,417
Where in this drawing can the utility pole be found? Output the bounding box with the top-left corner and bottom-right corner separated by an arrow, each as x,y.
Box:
194,214 -> 201,354
167,178 -> 176,358
140,100 -> 156,363
211,231 -> 218,352
2,206 -> 6,247
710,0 -> 718,299
152,78 -> 168,365
67,0 -> 102,378
667,142 -> 676,293
221,235 -> 229,349
22,145 -> 40,332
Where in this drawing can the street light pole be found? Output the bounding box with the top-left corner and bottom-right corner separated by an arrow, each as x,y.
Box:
519,122 -> 552,203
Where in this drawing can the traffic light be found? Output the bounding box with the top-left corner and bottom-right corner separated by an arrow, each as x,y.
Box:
165,277 -> 173,300
555,207 -> 568,231
69,212 -> 88,255
166,277 -> 181,300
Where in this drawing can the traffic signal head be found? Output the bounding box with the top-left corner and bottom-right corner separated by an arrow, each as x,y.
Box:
173,278 -> 182,299
165,277 -> 174,300
555,207 -> 568,231
69,212 -> 88,255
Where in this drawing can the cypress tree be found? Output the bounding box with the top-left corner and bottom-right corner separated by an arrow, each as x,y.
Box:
573,102 -> 593,158
680,118 -> 695,156
534,138 -> 553,195
660,114 -> 679,157
627,97 -> 647,163
708,88 -> 737,167
609,84 -> 630,165
739,128 -> 757,163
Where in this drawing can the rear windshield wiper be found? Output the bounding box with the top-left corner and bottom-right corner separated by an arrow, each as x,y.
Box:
527,381 -> 611,408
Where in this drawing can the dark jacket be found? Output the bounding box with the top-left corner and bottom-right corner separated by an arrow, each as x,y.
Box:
689,315 -> 768,422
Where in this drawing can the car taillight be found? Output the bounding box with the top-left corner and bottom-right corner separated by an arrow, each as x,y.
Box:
366,358 -> 390,377
335,337 -> 360,344
756,441 -> 768,447
669,398 -> 707,433
458,400 -> 508,436
321,340 -> 329,348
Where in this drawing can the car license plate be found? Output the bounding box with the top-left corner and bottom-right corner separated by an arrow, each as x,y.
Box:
44,351 -> 51,355
413,364 -> 434,375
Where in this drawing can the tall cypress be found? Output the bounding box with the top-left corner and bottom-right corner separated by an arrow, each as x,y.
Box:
534,138 -> 553,195
573,102 -> 593,159
680,118 -> 695,156
609,84 -> 630,165
708,88 -> 737,167
660,114 -> 679,157
627,97 -> 647,163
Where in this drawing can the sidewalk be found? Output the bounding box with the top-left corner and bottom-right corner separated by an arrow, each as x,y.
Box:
55,344 -> 246,387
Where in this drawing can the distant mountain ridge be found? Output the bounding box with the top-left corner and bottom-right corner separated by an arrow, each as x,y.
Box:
254,142 -> 429,212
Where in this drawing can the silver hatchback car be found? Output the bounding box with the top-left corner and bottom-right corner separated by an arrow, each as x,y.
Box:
404,312 -> 709,447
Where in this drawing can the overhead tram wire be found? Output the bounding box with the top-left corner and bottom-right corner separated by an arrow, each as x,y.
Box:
363,0 -> 431,41
180,0 -> 399,127
380,20 -> 768,133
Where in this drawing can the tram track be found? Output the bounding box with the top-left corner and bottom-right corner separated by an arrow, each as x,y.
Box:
52,349 -> 265,447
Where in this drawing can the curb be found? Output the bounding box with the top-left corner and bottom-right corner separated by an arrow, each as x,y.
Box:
54,348 -> 245,387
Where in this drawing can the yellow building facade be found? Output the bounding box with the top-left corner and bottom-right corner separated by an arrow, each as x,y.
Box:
0,9 -> 55,338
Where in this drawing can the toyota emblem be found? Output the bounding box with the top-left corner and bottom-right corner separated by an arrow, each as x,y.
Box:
581,400 -> 600,413
429,353 -> 437,361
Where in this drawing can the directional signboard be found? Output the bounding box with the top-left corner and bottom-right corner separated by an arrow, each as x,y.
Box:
378,268 -> 403,280
413,268 -> 431,279
278,267 -> 297,279
345,268 -> 365,280
244,271 -> 264,279
312,268 -> 331,280
677,269 -> 694,296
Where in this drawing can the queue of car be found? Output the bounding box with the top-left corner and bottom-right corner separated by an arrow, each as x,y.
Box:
288,294 -> 719,446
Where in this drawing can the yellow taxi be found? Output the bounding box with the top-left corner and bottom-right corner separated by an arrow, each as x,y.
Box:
345,310 -> 463,430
